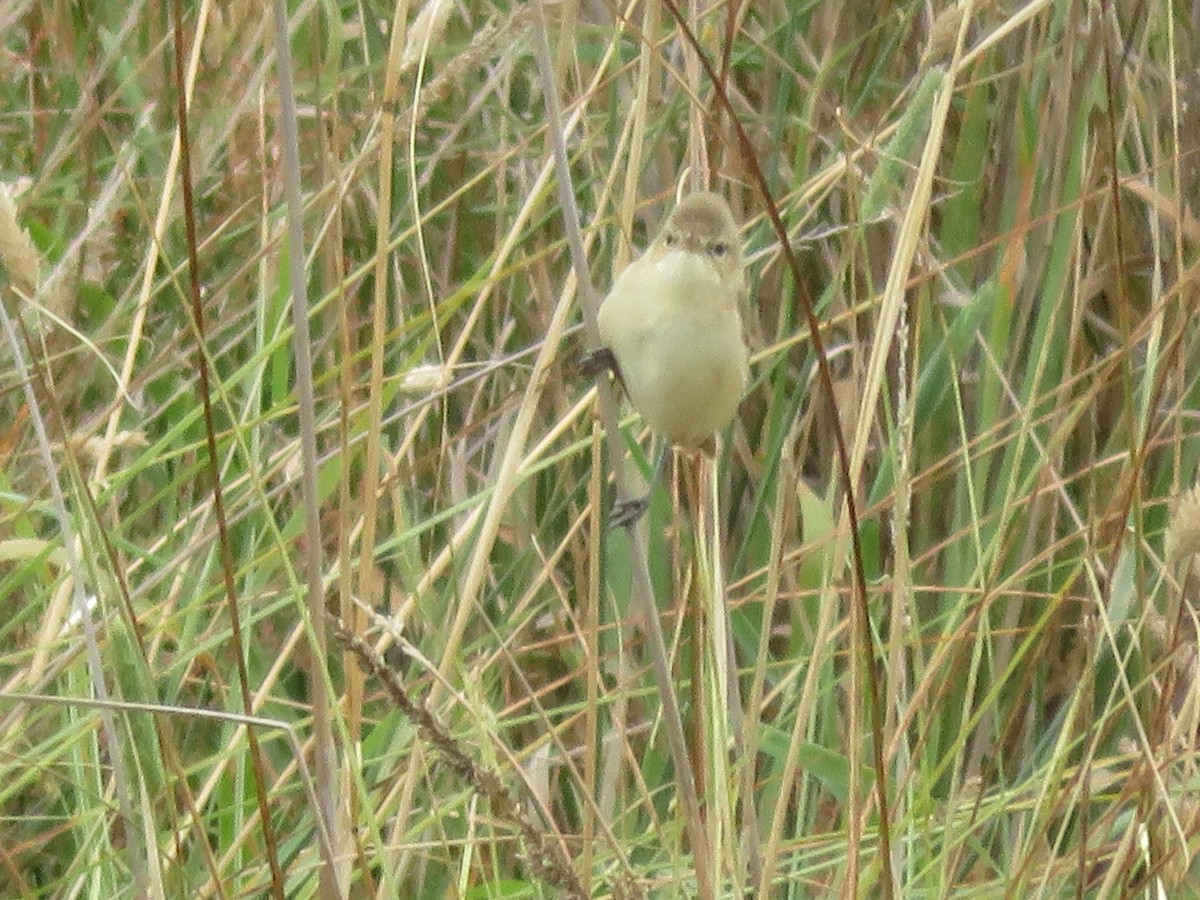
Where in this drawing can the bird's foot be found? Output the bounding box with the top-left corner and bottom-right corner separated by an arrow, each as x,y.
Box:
610,493 -> 650,529
579,347 -> 618,378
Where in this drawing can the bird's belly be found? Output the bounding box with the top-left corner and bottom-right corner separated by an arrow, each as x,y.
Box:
621,311 -> 747,446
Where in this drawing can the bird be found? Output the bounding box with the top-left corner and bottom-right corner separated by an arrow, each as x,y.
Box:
588,191 -> 750,526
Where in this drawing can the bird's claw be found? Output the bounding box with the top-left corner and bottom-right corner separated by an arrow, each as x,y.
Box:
610,494 -> 650,529
580,348 -> 618,378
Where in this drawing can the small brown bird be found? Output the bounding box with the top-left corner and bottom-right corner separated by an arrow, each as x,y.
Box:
591,191 -> 750,524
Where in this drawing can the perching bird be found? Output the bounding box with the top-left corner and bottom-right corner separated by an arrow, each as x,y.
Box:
590,191 -> 750,526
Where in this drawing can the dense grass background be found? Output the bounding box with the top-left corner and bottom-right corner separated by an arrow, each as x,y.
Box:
2,0 -> 1200,896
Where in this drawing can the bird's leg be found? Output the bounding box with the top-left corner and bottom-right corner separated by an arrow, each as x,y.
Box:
579,347 -> 629,394
578,346 -> 616,376
611,442 -> 669,528
579,347 -> 616,378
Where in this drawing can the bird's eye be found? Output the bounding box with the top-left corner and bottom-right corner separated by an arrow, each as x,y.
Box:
710,242 -> 728,257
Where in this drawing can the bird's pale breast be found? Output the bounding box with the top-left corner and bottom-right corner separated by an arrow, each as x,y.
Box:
598,251 -> 748,447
